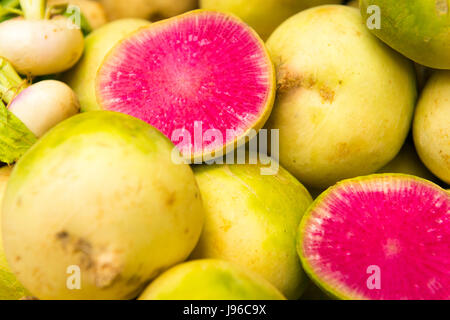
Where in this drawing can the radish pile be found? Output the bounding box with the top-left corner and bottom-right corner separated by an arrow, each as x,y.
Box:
0,0 -> 448,301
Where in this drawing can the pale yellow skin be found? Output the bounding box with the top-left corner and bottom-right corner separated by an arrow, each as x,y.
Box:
191,163 -> 313,299
0,16 -> 84,76
9,80 -> 80,137
0,166 -> 31,300
2,111 -> 204,300
265,5 -> 416,189
63,19 -> 150,111
48,0 -> 108,29
200,0 -> 342,40
100,0 -> 197,21
139,259 -> 285,300
413,71 -> 450,184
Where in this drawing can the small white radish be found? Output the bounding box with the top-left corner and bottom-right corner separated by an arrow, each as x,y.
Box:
8,80 -> 80,137
0,16 -> 84,76
1,57 -> 80,138
48,0 -> 108,29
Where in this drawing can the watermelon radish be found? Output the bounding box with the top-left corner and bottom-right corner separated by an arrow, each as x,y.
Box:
95,10 -> 275,161
298,174 -> 449,300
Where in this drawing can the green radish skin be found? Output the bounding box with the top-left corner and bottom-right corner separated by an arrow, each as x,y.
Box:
99,0 -> 197,21
0,166 -> 31,300
0,58 -> 80,138
0,16 -> 84,76
200,0 -> 342,40
63,18 -> 150,111
48,0 -> 108,29
191,162 -> 313,299
8,80 -> 80,137
2,111 -> 205,300
139,259 -> 286,300
413,70 -> 450,185
360,0 -> 450,69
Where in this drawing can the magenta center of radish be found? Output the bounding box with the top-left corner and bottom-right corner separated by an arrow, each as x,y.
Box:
301,177 -> 449,300
97,12 -> 273,156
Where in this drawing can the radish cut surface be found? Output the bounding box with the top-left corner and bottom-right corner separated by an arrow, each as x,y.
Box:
97,10 -> 275,159
298,175 -> 450,300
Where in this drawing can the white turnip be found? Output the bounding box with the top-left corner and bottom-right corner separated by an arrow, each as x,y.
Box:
0,57 -> 80,138
0,0 -> 84,76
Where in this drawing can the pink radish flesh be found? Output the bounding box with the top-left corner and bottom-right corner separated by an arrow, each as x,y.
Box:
300,176 -> 449,300
97,11 -> 273,156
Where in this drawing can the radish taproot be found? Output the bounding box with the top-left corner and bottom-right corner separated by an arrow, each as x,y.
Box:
0,0 -> 84,76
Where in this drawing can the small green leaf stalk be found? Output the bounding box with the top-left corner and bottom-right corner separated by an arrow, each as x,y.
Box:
19,0 -> 46,20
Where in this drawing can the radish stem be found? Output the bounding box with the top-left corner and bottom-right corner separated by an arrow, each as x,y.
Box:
19,0 -> 46,19
0,57 -> 28,104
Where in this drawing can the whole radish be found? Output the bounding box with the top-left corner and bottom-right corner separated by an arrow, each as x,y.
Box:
0,57 -> 79,163
0,0 -> 84,76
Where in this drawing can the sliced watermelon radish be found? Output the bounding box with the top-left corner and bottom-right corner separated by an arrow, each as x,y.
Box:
96,10 -> 275,161
298,174 -> 449,300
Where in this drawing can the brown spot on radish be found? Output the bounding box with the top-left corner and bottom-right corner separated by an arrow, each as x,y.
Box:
435,0 -> 449,15
332,143 -> 351,160
166,192 -> 176,206
56,230 -> 124,288
319,85 -> 335,103
56,231 -> 69,240
277,69 -> 316,93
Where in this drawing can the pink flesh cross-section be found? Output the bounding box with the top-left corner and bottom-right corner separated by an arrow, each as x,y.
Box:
97,11 -> 272,156
301,176 -> 450,300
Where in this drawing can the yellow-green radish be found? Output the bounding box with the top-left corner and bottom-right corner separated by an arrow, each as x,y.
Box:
0,166 -> 32,300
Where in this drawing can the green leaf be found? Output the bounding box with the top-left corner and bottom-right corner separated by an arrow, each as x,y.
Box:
0,0 -> 22,22
0,100 -> 37,164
